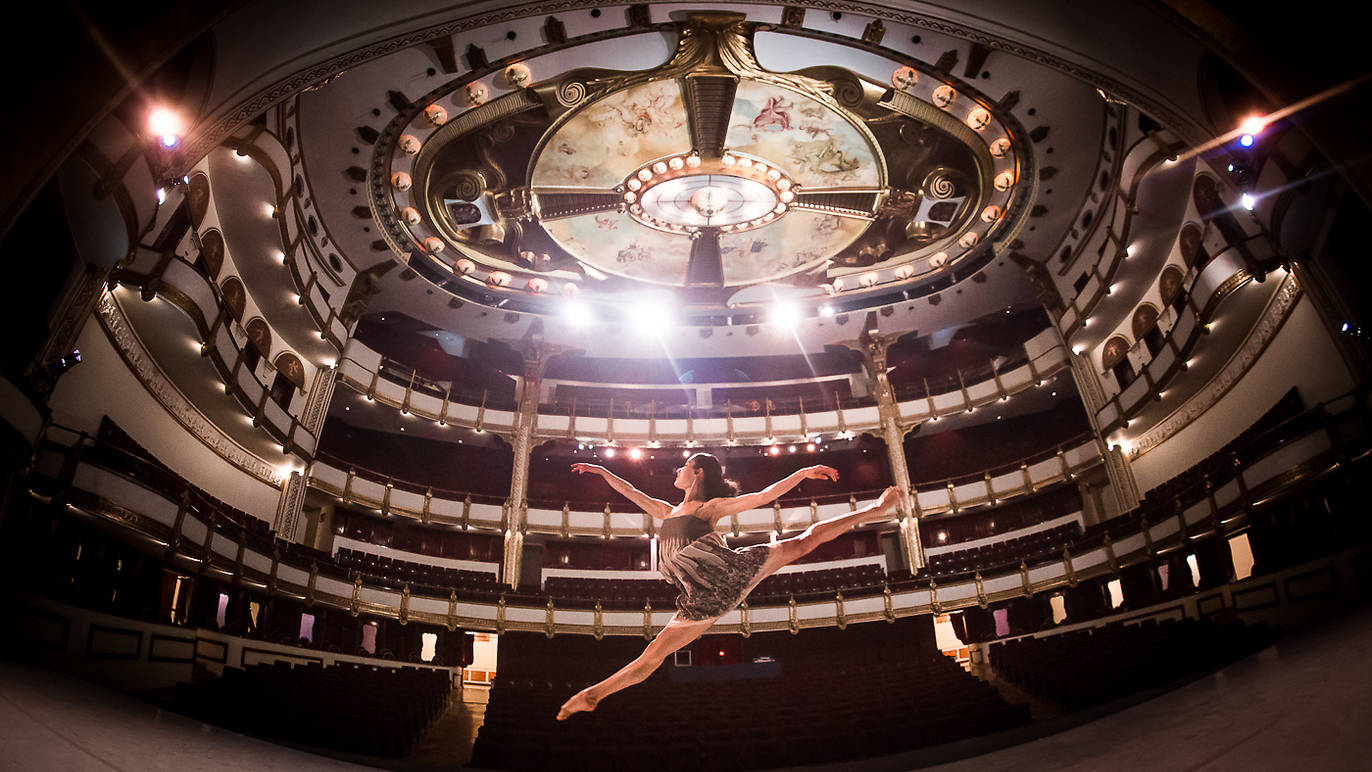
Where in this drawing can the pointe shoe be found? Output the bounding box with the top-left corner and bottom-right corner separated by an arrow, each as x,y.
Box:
556,689 -> 599,720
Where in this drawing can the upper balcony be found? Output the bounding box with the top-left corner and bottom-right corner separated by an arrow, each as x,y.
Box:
335,327 -> 1069,445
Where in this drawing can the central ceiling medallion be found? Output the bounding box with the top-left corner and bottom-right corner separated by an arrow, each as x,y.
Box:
623,152 -> 794,234
397,11 -> 1028,310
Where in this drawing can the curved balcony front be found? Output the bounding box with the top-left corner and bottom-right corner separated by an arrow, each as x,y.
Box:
335,327 -> 1069,445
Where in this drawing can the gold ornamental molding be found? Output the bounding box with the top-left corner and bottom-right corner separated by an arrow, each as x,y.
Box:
1129,272 -> 1302,459
96,292 -> 286,486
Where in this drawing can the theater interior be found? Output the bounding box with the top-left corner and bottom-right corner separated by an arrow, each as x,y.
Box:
2,2 -> 1370,769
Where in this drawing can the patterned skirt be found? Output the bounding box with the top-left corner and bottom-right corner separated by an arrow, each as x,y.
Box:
659,532 -> 773,621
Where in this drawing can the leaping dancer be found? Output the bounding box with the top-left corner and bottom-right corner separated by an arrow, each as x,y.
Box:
557,453 -> 902,719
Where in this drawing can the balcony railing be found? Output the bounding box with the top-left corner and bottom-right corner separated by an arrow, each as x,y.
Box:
336,327 -> 1069,445
305,435 -> 1102,538
110,253 -> 318,458
28,391 -> 1360,637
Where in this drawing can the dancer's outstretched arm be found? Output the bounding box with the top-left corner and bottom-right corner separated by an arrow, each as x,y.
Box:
571,463 -> 673,518
703,465 -> 838,521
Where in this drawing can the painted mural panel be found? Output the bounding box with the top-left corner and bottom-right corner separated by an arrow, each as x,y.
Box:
725,81 -> 880,189
532,80 -> 690,189
541,210 -> 692,285
718,211 -> 868,285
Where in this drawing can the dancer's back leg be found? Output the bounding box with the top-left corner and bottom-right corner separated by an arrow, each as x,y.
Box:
557,613 -> 716,719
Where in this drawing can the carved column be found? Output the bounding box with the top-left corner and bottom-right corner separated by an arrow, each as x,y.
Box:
1058,327 -> 1140,514
273,470 -> 307,541
501,343 -> 552,588
854,320 -> 925,572
301,365 -> 338,441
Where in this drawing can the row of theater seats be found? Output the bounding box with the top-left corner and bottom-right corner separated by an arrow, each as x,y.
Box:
168,661 -> 450,757
988,617 -> 1278,710
334,547 -> 504,598
926,522 -> 1083,578
1141,389 -> 1306,510
540,564 -> 889,608
473,655 -> 1029,771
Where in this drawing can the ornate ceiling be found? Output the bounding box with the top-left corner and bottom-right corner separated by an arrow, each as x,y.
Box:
276,2 -> 1119,356
375,13 -> 1029,317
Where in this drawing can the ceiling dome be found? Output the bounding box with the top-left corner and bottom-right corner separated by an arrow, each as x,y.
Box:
377,12 -> 1029,318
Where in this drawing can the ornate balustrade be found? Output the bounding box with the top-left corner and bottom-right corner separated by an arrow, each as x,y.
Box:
27,393 -> 1349,637
305,437 -> 1102,538
335,327 -> 1069,445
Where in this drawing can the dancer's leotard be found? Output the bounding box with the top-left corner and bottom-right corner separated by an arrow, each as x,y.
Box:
657,514 -> 771,621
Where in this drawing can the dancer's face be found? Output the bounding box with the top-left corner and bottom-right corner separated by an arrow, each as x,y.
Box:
674,459 -> 700,491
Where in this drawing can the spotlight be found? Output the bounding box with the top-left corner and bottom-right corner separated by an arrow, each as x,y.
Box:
1240,193 -> 1256,211
787,445 -> 797,453
770,302 -> 800,328
604,447 -> 616,459
148,108 -> 181,137
1239,134 -> 1255,148
629,297 -> 672,336
806,443 -> 816,452
1240,115 -> 1266,136
627,447 -> 643,461
767,445 -> 780,456
563,301 -> 593,328
681,450 -> 690,458
819,304 -> 835,318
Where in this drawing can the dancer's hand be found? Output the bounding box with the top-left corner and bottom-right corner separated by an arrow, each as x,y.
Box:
800,465 -> 839,482
570,463 -> 607,477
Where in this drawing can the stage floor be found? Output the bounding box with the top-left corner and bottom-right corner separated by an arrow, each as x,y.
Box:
3,605 -> 1370,771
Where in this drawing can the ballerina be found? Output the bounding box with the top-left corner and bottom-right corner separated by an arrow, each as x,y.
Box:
557,452 -> 903,719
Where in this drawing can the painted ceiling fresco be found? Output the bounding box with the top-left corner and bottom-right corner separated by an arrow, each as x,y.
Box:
539,209 -> 693,285
531,80 -> 690,189
718,211 -> 869,285
724,80 -> 881,190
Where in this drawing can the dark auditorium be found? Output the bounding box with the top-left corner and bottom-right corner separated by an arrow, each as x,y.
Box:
2,2 -> 1370,769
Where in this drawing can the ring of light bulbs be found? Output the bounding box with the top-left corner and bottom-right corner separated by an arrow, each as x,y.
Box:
619,152 -> 799,235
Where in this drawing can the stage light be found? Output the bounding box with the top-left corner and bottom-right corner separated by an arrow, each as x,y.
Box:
1239,134 -> 1254,148
1240,115 -> 1266,136
819,305 -> 835,318
770,302 -> 800,328
681,450 -> 690,458
768,445 -> 780,456
806,443 -> 816,452
629,297 -> 673,336
1240,193 -> 1256,210
628,447 -> 643,461
149,108 -> 183,148
787,445 -> 796,453
562,300 -> 592,328
604,447 -> 616,459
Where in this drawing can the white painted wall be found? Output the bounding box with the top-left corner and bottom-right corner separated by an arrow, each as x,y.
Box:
1131,294 -> 1353,493
49,321 -> 282,519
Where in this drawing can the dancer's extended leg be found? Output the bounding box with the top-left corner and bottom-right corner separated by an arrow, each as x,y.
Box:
556,613 -> 716,720
760,486 -> 903,576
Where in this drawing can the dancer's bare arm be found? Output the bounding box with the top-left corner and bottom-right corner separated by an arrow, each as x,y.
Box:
701,465 -> 838,521
570,463 -> 673,518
